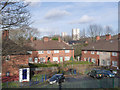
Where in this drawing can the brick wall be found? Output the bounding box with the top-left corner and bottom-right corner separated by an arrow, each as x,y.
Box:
29,49 -> 74,63
2,55 -> 29,77
81,50 -> 99,65
110,52 -> 119,68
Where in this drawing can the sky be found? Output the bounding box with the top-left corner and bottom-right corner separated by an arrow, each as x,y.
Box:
26,1 -> 118,38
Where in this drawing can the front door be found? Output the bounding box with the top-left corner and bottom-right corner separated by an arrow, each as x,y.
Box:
23,69 -> 27,80
19,68 -> 30,82
60,57 -> 63,62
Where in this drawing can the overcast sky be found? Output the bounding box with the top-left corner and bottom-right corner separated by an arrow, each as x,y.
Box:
26,1 -> 118,37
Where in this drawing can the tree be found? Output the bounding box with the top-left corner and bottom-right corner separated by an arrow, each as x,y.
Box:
88,24 -> 103,42
0,0 -> 31,30
105,26 -> 113,35
9,26 -> 40,46
62,35 -> 72,42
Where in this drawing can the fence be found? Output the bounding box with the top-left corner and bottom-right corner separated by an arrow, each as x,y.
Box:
2,74 -> 48,88
44,78 -> 120,88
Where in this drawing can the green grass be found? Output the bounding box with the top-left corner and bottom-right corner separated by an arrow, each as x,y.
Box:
2,81 -> 20,88
31,74 -> 45,81
63,61 -> 92,67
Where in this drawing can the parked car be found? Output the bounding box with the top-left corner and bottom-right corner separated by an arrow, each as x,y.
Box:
88,69 -> 105,79
102,70 -> 115,78
48,74 -> 65,84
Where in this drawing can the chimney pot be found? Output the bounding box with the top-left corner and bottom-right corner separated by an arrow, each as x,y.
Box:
58,37 -> 61,42
106,34 -> 111,40
118,33 -> 120,39
96,36 -> 100,41
30,37 -> 34,42
43,37 -> 49,42
2,30 -> 9,40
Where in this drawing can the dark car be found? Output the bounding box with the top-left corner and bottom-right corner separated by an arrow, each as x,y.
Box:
102,70 -> 115,78
88,69 -> 105,79
48,74 -> 65,84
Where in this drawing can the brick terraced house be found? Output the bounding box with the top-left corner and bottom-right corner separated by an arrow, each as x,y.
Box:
2,30 -> 74,82
26,36 -> 74,63
2,30 -> 32,82
81,34 -> 120,69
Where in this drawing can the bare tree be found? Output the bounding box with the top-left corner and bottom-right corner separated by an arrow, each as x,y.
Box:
88,24 -> 103,42
62,35 -> 72,42
9,26 -> 40,46
80,28 -> 86,38
0,0 -> 31,30
105,26 -> 113,35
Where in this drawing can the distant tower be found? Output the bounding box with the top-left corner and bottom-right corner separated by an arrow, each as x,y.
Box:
61,32 -> 67,38
72,28 -> 80,40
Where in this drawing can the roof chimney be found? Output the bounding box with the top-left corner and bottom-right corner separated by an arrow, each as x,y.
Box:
30,37 -> 34,42
43,37 -> 49,42
106,34 -> 111,40
58,37 -> 61,42
96,36 -> 100,41
118,33 -> 120,39
2,30 -> 9,40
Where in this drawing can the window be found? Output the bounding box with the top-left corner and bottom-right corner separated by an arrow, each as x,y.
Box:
65,57 -> 70,61
38,51 -> 44,54
47,50 -> 51,54
27,51 -> 32,54
34,58 -> 38,63
92,58 -> 96,63
6,72 -> 10,77
29,58 -> 33,63
91,51 -> 95,54
53,57 -> 58,61
84,51 -> 87,54
84,58 -> 87,61
54,50 -> 59,53
112,61 -> 117,67
6,55 -> 10,61
107,61 -> 110,66
65,50 -> 70,53
102,60 -> 106,66
112,52 -> 117,56
39,57 -> 45,63
97,51 -> 99,55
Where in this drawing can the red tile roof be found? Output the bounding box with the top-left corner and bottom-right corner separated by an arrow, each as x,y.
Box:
26,40 -> 73,50
82,39 -> 120,52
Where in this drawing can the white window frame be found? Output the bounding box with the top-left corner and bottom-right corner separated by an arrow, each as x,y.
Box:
39,57 -> 45,63
65,50 -> 70,53
53,57 -> 58,62
107,60 -> 110,66
112,52 -> 117,56
38,51 -> 44,54
27,51 -> 32,54
6,55 -> 10,61
28,57 -> 33,63
84,51 -> 87,54
91,51 -> 95,54
92,58 -> 96,63
65,57 -> 70,61
84,58 -> 87,61
54,50 -> 59,53
47,50 -> 51,54
97,51 -> 99,55
112,61 -> 117,67
34,58 -> 38,63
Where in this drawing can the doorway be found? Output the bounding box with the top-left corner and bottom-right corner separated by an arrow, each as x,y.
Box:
47,57 -> 50,62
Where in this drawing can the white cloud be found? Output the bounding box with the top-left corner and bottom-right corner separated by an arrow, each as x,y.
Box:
70,15 -> 95,24
44,9 -> 71,20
